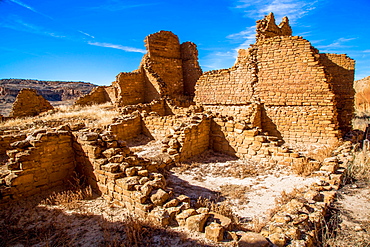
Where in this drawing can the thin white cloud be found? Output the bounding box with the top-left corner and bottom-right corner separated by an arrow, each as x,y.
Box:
79,31 -> 95,39
88,41 -> 146,53
8,0 -> 53,19
235,0 -> 319,22
362,50 -> 370,53
316,37 -> 356,50
227,25 -> 256,49
1,16 -> 65,38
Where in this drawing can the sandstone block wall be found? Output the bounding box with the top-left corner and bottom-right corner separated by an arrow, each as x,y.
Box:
11,88 -> 54,118
255,36 -> 346,145
0,134 -> 26,157
108,114 -> 142,141
113,72 -> 145,106
181,42 -> 203,96
74,86 -> 112,106
75,31 -> 203,108
194,48 -> 257,105
194,13 -> 355,148
142,115 -> 187,141
161,114 -> 211,162
2,130 -> 75,200
319,53 -> 355,133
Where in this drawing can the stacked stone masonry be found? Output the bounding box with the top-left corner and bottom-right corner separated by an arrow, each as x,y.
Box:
11,88 -> 54,117
195,13 -> 355,147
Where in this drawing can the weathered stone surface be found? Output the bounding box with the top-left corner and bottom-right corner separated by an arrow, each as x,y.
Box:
176,209 -> 197,227
205,222 -> 224,242
238,232 -> 270,247
10,88 -> 54,117
186,213 -> 210,232
150,188 -> 169,206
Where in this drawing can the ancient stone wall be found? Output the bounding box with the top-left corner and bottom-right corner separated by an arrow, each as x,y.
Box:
81,31 -> 202,108
142,115 -> 186,140
2,130 -> 75,200
202,104 -> 261,124
113,72 -> 145,106
108,114 -> 142,141
181,42 -> 203,96
318,53 -> 355,133
194,13 -> 355,148
74,86 -> 112,106
161,114 -> 211,162
194,48 -> 257,105
255,36 -> 343,145
0,134 -> 26,157
11,88 -> 54,117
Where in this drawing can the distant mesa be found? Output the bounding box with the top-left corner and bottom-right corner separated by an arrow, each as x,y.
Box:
0,79 -> 96,116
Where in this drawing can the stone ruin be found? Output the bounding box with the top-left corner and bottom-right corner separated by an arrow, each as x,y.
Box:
10,88 -> 54,118
0,13 -> 358,246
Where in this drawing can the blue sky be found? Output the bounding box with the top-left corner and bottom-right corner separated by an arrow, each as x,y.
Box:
0,0 -> 369,85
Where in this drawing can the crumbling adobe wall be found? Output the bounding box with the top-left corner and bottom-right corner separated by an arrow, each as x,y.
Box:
194,48 -> 257,106
319,53 -> 355,133
181,42 -> 203,96
96,31 -> 202,107
194,13 -> 355,148
1,130 -> 75,200
74,86 -> 113,106
112,72 -> 145,106
11,88 -> 54,118
255,35 -> 342,145
108,113 -> 142,141
161,114 -> 211,162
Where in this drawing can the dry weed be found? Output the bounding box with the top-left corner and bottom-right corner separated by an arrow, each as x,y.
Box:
41,186 -> 93,210
307,140 -> 340,162
219,184 -> 250,204
291,158 -> 321,176
346,148 -> 370,182
274,188 -> 303,206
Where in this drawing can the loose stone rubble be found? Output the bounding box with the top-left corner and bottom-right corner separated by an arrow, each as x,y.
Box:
0,12 -> 362,246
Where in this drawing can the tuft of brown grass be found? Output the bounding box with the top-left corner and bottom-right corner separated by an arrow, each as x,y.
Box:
346,148 -> 370,182
219,184 -> 250,205
291,158 -> 321,176
41,186 -> 93,210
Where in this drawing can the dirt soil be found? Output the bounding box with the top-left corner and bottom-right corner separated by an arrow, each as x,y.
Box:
324,180 -> 370,246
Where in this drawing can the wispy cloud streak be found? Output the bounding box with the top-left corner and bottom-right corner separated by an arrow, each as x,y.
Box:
0,16 -> 65,38
79,31 -> 95,39
8,0 -> 53,19
316,37 -> 356,51
88,41 -> 146,53
235,0 -> 319,22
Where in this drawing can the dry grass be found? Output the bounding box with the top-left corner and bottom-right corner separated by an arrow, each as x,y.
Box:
346,148 -> 370,182
0,102 -> 119,129
41,186 -> 93,210
219,184 -> 250,205
307,140 -> 340,162
291,158 -> 321,176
